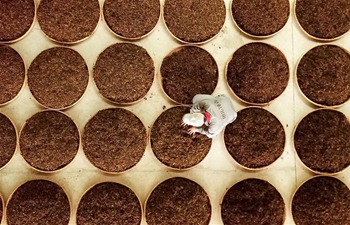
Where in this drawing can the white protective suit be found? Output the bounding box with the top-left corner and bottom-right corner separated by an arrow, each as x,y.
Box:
189,94 -> 237,138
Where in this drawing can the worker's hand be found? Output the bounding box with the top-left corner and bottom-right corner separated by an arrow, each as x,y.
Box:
188,127 -> 196,135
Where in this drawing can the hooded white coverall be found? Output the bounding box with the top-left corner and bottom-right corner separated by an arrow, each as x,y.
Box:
190,94 -> 237,138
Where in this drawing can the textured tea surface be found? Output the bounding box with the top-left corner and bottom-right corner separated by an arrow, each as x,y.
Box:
37,0 -> 100,42
163,0 -> 225,42
297,45 -> 350,106
0,113 -> 16,168
224,108 -> 285,168
83,108 -> 146,172
28,47 -> 89,109
146,177 -> 211,225
292,176 -> 350,225
6,180 -> 70,225
103,0 -> 160,38
77,182 -> 141,225
0,0 -> 35,42
294,109 -> 350,173
94,43 -> 154,103
221,178 -> 285,225
20,110 -> 79,171
295,0 -> 350,39
231,0 -> 289,36
161,46 -> 218,104
0,45 -> 25,104
226,42 -> 289,104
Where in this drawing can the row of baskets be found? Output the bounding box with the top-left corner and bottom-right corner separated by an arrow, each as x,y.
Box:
1,43 -> 349,109
1,105 -> 349,175
1,0 -> 349,44
0,175 -> 349,224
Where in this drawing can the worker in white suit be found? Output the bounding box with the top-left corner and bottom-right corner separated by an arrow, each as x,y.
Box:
182,94 -> 237,138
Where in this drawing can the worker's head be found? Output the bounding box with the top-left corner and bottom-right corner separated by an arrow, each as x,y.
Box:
182,113 -> 205,127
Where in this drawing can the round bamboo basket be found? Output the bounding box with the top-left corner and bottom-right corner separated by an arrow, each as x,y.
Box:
290,175 -> 350,224
292,108 -> 350,175
220,177 -> 286,224
27,47 -> 90,110
4,179 -> 73,224
37,0 -> 101,44
149,105 -> 212,170
18,109 -> 81,173
75,181 -> 143,225
0,187 -> 4,224
92,42 -> 156,106
293,0 -> 350,41
294,44 -> 350,109
0,112 -> 19,171
82,107 -> 147,174
0,0 -> 36,44
0,45 -> 26,106
102,0 -> 161,40
158,45 -> 219,106
229,0 -> 290,39
162,0 -> 225,44
223,106 -> 286,171
224,42 -> 290,106
144,176 -> 212,225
